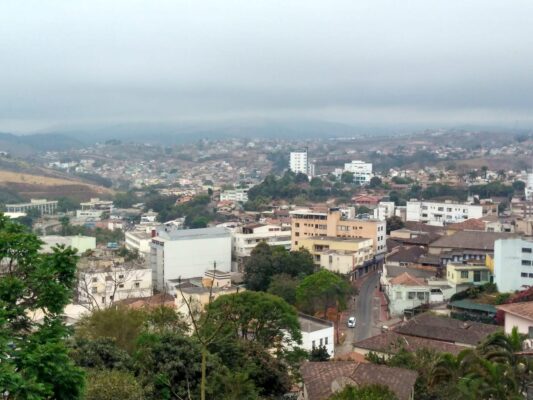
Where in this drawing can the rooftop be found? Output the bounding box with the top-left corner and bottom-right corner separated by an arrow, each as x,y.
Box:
298,313 -> 333,333
430,231 -> 517,251
497,301 -> 533,321
157,227 -> 230,241
389,272 -> 426,286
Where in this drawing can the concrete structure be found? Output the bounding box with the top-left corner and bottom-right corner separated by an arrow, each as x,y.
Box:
6,199 -> 58,215
125,229 -> 155,258
290,208 -> 386,256
446,262 -> 492,286
75,209 -> 103,221
373,201 -> 395,221
343,160 -> 373,184
220,187 -> 249,202
406,200 -> 483,226
298,314 -> 335,356
290,150 -> 309,175
77,256 -> 152,309
232,223 -> 291,271
494,237 -> 533,293
526,173 -> 533,201
140,211 -> 158,224
80,198 -> 113,211
150,227 -> 232,291
497,301 -> 533,335
40,235 -> 96,254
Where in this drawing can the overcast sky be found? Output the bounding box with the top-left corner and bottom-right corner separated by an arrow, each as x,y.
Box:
1,0 -> 533,133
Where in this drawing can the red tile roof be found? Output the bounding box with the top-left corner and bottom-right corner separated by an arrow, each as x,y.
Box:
497,301 -> 533,321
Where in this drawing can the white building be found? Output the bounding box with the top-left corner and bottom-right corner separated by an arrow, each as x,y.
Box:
497,301 -> 533,335
494,238 -> 533,293
526,173 -> 533,201
406,200 -> 483,226
76,209 -> 104,221
220,188 -> 249,202
80,198 -> 113,211
40,235 -> 96,254
298,314 -> 335,356
150,227 -> 232,291
343,160 -> 373,184
140,211 -> 158,224
77,259 -> 153,309
6,199 -> 58,215
125,229 -> 156,258
290,150 -> 308,175
373,201 -> 396,221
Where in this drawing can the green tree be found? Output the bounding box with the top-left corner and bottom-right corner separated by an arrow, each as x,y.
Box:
386,216 -> 404,234
513,180 -> 526,192
244,242 -> 315,291
296,269 -> 351,316
268,273 -> 300,305
341,171 -> 354,184
329,384 -> 398,400
368,176 -> 383,188
205,291 -> 302,349
71,337 -> 132,370
0,215 -> 84,399
309,345 -> 330,361
84,369 -> 144,400
57,196 -> 80,212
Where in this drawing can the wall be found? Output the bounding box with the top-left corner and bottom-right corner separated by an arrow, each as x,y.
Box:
504,313 -> 533,335
494,238 -> 533,293
302,326 -> 335,356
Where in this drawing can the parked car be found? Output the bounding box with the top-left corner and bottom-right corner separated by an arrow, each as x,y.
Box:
347,316 -> 356,328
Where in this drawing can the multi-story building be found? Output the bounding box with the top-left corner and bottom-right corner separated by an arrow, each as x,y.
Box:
493,238 -> 533,293
150,227 -> 232,291
406,200 -> 483,226
40,235 -> 96,254
231,223 -> 291,271
298,314 -> 335,356
220,188 -> 249,202
80,198 -> 114,212
125,229 -> 157,258
290,208 -> 386,256
511,200 -> 533,219
76,255 -> 152,310
373,201 -> 396,221
343,160 -> 373,184
526,173 -> 533,201
290,150 -> 308,175
446,262 -> 492,286
6,199 -> 58,215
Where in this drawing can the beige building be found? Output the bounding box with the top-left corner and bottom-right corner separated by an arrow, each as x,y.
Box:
290,208 -> 386,256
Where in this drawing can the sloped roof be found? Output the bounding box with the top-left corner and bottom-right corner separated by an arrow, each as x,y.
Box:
389,272 -> 426,286
447,218 -> 486,231
387,246 -> 427,263
354,331 -> 464,355
497,301 -> 533,321
429,231 -> 517,251
300,361 -> 417,400
385,265 -> 436,279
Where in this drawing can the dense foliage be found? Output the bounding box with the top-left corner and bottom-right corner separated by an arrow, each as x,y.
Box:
329,384 -> 398,400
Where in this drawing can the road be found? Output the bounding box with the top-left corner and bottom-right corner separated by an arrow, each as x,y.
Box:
335,272 -> 380,355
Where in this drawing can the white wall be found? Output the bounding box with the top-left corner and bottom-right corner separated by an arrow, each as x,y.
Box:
494,238 -> 533,293
504,313 -> 533,335
302,327 -> 335,356
406,200 -> 483,226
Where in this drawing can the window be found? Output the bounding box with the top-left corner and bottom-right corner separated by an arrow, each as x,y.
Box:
312,340 -> 315,348
447,208 -> 452,212
105,276 -> 113,281
325,337 -> 328,345
438,207 -> 444,211
320,338 -> 323,346
135,282 -> 140,288
460,271 -> 469,279
101,297 -> 105,304
294,241 -> 298,246
522,273 -> 528,278
522,248 -> 532,253
417,292 -> 426,300
295,232 -> 300,237
92,277 -> 97,283
408,292 -> 416,300
295,223 -> 300,228
91,287 -> 97,294
522,260 -> 532,266
395,292 -> 402,300
118,274 -> 124,279
109,295 -> 114,301
119,284 -> 124,288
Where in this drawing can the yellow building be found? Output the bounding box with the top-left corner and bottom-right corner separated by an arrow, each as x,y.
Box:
446,262 -> 492,286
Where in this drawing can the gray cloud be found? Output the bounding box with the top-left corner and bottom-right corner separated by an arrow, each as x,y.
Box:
1,0 -> 533,132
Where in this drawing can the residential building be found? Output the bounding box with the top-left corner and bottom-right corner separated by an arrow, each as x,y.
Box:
446,262 -> 492,286
6,198 -> 58,215
373,201 -> 395,220
80,198 -> 113,212
40,235 -> 96,254
140,211 -> 158,224
150,227 -> 232,291
76,255 -> 152,309
493,237 -> 533,293
75,209 -> 103,221
125,229 -> 156,258
511,200 -> 533,219
343,160 -> 373,184
220,187 -> 249,202
406,200 -> 483,226
296,236 -> 374,279
299,361 -> 417,400
497,301 -> 533,335
290,150 -> 308,175
526,172 -> 533,201
290,208 -> 386,257
231,223 -> 291,271
298,314 -> 335,356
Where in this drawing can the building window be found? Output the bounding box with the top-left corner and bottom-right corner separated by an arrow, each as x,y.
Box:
522,273 -> 528,278
118,274 -> 124,279
319,338 -> 323,346
295,232 -> 300,237
294,241 -> 298,246
105,276 -> 113,281
396,292 -> 402,300
523,248 -> 532,253
312,340 -> 315,348
417,292 -> 426,300
295,223 -> 300,228
91,287 -> 97,294
408,292 -> 416,300
460,271 -> 469,279
522,260 -> 532,266
119,284 -> 124,288
135,282 -> 140,288
101,297 -> 105,304
91,277 -> 97,283
325,337 -> 328,345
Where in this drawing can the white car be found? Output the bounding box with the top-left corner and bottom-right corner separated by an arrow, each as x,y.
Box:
347,316 -> 356,328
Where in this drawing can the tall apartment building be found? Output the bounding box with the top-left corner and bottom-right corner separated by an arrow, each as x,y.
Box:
406,200 -> 483,226
220,187 -> 249,202
494,238 -> 533,293
150,227 -> 231,291
290,150 -> 309,175
526,173 -> 533,201
290,208 -> 386,256
343,160 -> 373,184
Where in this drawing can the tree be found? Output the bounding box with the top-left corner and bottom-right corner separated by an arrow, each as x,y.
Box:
244,242 -> 314,291
296,270 -> 351,316
268,273 -> 300,305
368,176 -> 383,188
341,171 -> 354,184
0,215 -> 85,399
71,337 -> 132,370
57,196 -> 80,212
205,291 -> 302,349
309,345 -> 330,361
513,180 -> 526,192
329,384 -> 398,400
386,216 -> 404,234
84,370 -> 145,400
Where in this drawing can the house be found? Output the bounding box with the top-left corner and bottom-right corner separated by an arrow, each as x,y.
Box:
386,246 -> 428,267
343,160 -> 373,185
406,200 -> 483,226
497,301 -> 533,335
446,262 -> 492,286
299,361 -> 417,400
394,313 -> 500,347
352,194 -> 381,206
298,314 -> 335,356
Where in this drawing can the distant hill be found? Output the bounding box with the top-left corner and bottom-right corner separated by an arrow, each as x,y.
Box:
0,132 -> 83,156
